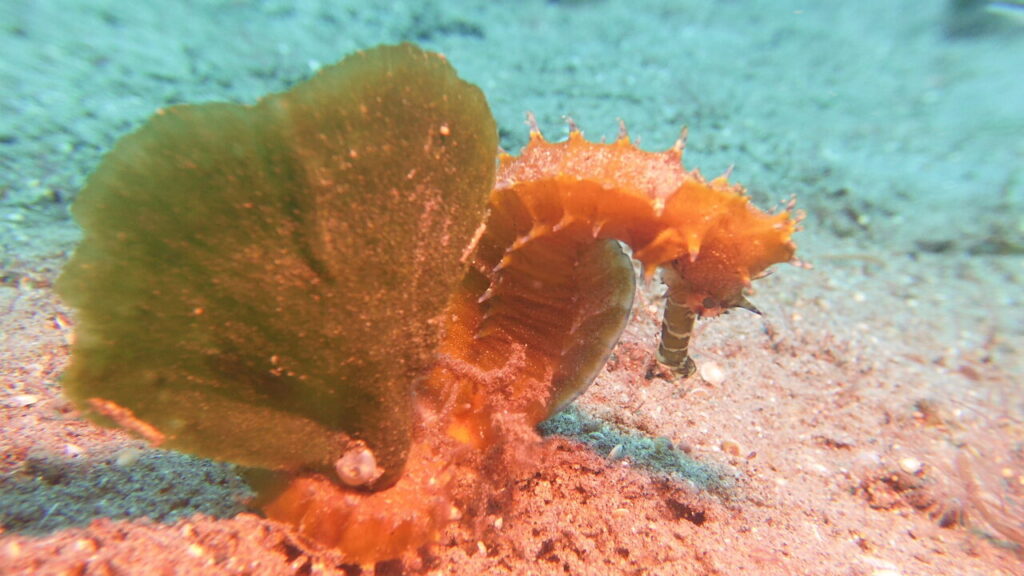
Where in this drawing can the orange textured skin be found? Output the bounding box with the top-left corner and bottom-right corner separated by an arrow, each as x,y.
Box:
429,125 -> 797,450
498,129 -> 797,314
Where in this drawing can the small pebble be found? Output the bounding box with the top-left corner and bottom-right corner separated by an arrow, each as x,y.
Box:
608,444 -> 624,460
74,539 -> 98,554
699,361 -> 726,386
809,462 -> 831,476
720,440 -> 742,457
114,446 -> 144,467
7,394 -> 39,407
898,457 -> 923,475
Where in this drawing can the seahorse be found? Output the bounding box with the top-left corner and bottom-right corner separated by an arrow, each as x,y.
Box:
265,116 -> 798,563
427,115 -> 797,448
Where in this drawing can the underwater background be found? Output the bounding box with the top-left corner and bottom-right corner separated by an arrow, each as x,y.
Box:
1,1 -> 1022,575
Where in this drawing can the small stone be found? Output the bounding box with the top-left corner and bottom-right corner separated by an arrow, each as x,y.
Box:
8,394 -> 39,407
809,462 -> 831,475
608,444 -> 624,460
720,440 -> 742,457
898,457 -> 923,475
4,540 -> 22,558
74,538 -> 98,554
335,443 -> 383,487
699,361 -> 725,386
114,447 -> 144,467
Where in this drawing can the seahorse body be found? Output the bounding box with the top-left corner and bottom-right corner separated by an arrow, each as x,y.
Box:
264,122 -> 797,563
433,122 -> 797,447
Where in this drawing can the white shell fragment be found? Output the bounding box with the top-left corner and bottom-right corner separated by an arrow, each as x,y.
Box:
699,360 -> 726,386
335,442 -> 384,487
608,444 -> 624,460
898,457 -> 923,476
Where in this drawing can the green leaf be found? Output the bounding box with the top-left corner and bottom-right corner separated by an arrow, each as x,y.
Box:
57,44 -> 497,488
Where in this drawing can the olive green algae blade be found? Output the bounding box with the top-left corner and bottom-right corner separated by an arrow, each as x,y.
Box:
57,44 -> 497,488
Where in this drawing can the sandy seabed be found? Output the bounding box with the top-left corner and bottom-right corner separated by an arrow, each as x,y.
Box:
1,1 -> 1022,574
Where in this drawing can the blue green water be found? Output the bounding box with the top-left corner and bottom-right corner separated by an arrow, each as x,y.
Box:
0,1 -> 1021,571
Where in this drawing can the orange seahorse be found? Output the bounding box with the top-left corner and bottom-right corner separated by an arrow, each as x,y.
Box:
264,116 -> 798,563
